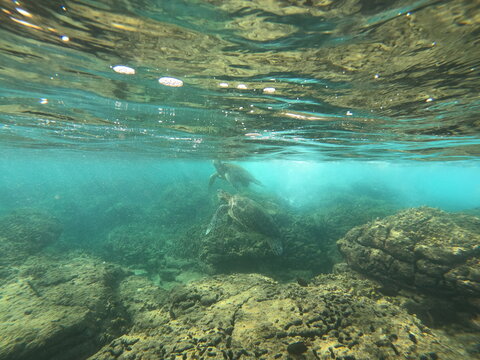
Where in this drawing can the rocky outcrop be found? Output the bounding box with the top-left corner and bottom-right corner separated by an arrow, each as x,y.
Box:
90,272 -> 470,360
199,223 -> 333,278
337,207 -> 480,298
199,194 -> 332,277
0,255 -> 129,360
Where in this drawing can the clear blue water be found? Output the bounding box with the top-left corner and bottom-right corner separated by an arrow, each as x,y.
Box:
1,152 -> 478,227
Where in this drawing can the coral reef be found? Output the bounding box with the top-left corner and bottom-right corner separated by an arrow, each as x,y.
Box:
90,272 -> 471,360
2,187 -> 477,359
197,188 -> 398,278
337,207 -> 480,301
1,250 -> 477,360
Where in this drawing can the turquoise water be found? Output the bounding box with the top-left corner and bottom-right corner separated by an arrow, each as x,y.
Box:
1,154 -> 479,210
1,152 -> 478,238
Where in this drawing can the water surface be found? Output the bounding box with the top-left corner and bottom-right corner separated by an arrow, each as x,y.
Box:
0,0 -> 479,160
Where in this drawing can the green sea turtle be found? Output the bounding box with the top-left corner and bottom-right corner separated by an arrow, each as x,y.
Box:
206,190 -> 283,256
208,160 -> 262,190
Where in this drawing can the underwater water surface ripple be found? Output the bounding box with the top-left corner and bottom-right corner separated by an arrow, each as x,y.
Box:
0,0 -> 479,160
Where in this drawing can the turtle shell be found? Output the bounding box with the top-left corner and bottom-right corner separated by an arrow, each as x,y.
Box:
224,164 -> 257,188
227,195 -> 279,238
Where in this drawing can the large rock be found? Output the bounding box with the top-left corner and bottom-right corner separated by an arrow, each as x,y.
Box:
0,255 -> 128,360
199,223 -> 332,278
198,193 -> 332,277
337,207 -> 480,298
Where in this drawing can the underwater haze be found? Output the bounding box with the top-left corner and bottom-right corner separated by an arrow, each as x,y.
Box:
0,0 -> 480,359
0,152 -> 479,214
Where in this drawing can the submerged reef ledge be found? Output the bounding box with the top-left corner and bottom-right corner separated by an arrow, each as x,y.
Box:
91,272 -> 470,360
0,253 -> 474,360
0,255 -> 129,360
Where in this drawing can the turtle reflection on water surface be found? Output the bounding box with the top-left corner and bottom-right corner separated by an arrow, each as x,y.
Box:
206,190 -> 284,256
209,160 -> 262,190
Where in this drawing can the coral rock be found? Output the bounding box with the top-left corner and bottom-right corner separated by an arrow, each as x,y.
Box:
337,207 -> 480,298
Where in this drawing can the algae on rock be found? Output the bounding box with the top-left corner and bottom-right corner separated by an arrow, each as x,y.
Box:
337,207 -> 480,299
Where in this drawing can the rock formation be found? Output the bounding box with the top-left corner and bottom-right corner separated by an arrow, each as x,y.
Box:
337,207 -> 480,299
90,272 -> 470,359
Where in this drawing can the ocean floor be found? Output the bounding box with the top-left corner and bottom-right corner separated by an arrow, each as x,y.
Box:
0,206 -> 479,360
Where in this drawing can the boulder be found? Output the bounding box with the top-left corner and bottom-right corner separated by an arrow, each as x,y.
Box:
0,255 -> 128,360
337,207 -> 480,298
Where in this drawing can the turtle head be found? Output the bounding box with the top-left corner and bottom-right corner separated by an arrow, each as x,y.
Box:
213,160 -> 227,174
217,189 -> 232,203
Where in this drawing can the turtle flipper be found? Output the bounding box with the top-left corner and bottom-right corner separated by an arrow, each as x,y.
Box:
208,173 -> 219,189
252,177 -> 263,186
206,204 -> 228,235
